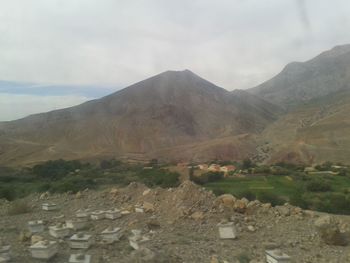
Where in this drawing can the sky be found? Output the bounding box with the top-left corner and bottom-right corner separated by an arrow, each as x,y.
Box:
1,0 -> 350,121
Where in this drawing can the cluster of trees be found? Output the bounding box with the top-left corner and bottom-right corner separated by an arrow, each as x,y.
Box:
189,170 -> 224,185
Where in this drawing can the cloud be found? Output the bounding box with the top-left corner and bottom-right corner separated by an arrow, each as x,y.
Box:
0,93 -> 90,121
0,0 -> 349,100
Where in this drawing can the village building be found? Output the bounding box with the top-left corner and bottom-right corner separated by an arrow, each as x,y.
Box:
198,164 -> 208,170
208,164 -> 221,172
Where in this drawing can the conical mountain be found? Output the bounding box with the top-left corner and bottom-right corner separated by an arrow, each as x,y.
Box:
0,70 -> 280,165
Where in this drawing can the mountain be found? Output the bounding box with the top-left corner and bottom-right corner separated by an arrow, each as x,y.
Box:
246,44 -> 350,164
249,44 -> 350,108
0,70 -> 281,165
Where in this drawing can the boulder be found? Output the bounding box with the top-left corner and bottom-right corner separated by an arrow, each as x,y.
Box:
216,194 -> 236,208
233,199 -> 247,213
314,215 -> 348,246
143,202 -> 155,213
191,211 -> 205,221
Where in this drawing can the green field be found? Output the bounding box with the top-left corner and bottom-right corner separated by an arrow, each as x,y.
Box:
204,174 -> 350,214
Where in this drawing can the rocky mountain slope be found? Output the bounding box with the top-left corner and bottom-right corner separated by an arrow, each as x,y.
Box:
249,44 -> 350,108
0,70 -> 281,166
246,45 -> 350,164
1,181 -> 350,262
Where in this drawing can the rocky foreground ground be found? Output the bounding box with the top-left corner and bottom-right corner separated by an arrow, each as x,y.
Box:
1,181 -> 350,263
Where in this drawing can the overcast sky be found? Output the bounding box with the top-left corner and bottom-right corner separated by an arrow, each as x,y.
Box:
1,0 -> 350,121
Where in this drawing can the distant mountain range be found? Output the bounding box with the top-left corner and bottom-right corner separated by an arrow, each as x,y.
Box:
1,45 -> 350,166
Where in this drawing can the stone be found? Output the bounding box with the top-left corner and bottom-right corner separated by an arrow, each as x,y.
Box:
129,230 -> 150,250
42,203 -> 58,211
247,225 -> 256,232
143,202 -> 155,213
265,249 -> 290,263
28,220 -> 45,234
191,211 -> 205,221
75,191 -> 82,199
276,206 -> 290,217
210,255 -> 219,263
147,218 -> 161,229
216,194 -> 236,208
135,206 -> 144,213
314,215 -> 348,246
49,224 -> 70,238
30,240 -> 58,260
217,222 -> 237,239
110,188 -> 118,196
39,192 -> 49,200
69,253 -> 92,263
31,235 -> 44,245
142,189 -> 151,196
233,199 -> 247,213
100,227 -> 122,243
70,233 -> 93,249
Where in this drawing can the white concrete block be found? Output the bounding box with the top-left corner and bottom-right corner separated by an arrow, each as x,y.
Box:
42,203 -> 58,211
266,249 -> 291,263
217,222 -> 237,239
30,241 -> 58,260
66,219 -> 88,230
49,224 -> 70,238
100,227 -> 122,243
69,253 -> 91,263
105,209 -> 121,220
69,233 -> 93,249
90,211 -> 105,220
28,220 -> 45,233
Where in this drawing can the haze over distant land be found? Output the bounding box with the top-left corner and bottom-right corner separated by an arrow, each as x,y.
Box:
1,0 -> 350,120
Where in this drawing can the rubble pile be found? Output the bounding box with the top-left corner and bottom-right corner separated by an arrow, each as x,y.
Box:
1,180 -> 350,262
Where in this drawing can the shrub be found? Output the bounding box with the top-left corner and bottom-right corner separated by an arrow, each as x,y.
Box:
0,186 -> 17,201
306,180 -> 332,192
7,200 -> 31,215
257,191 -> 284,206
137,169 -> 180,188
32,159 -> 82,180
236,190 -> 256,201
242,159 -> 254,169
316,193 -> 350,214
100,159 -> 121,169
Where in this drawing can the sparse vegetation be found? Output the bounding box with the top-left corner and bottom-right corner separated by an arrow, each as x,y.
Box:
7,200 -> 31,215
